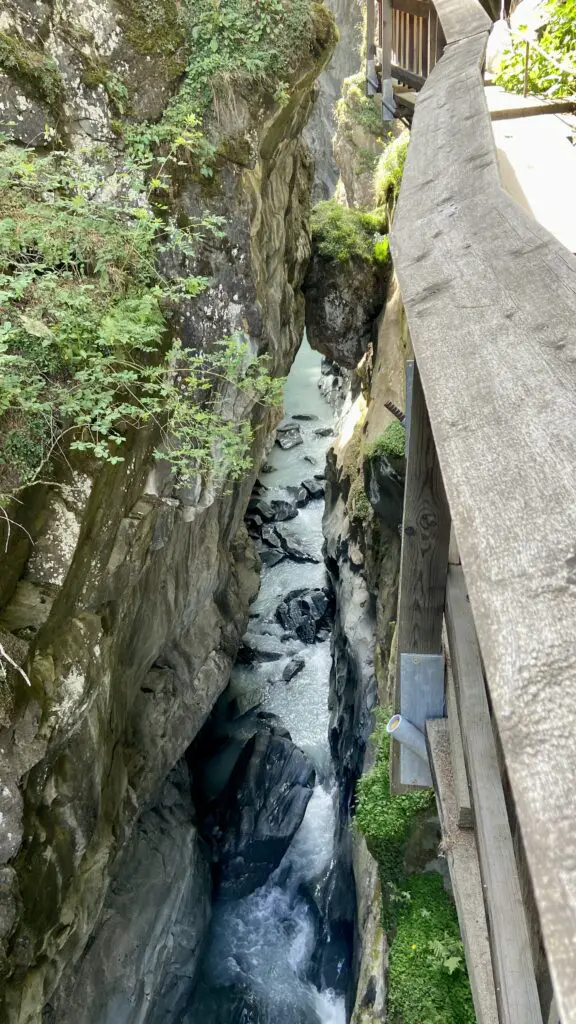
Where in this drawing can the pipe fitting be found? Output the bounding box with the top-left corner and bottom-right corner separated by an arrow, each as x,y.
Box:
386,713 -> 429,763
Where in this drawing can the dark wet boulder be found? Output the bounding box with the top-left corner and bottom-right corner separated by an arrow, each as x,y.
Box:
270,499 -> 298,521
275,588 -> 334,644
261,524 -> 283,549
283,656 -> 306,682
247,497 -> 276,522
257,548 -> 285,568
314,426 -> 333,438
211,731 -> 316,898
301,478 -> 325,500
292,413 -> 318,421
274,526 -> 320,564
276,421 -> 303,449
286,485 -> 310,508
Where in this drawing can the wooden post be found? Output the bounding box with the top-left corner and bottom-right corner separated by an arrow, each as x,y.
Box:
381,0 -> 395,117
392,360 -> 451,792
367,0 -> 379,95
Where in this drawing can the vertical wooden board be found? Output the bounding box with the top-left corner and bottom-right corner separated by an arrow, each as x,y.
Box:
427,719 -> 499,1024
392,361 -> 451,792
445,643 -> 473,827
446,566 -> 542,1024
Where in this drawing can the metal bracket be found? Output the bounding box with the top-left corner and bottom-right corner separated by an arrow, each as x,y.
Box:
399,652 -> 445,787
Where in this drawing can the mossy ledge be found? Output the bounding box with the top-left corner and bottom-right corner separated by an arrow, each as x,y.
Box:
0,32 -> 63,110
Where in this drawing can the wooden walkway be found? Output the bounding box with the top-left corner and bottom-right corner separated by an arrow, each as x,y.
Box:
388,0 -> 576,1020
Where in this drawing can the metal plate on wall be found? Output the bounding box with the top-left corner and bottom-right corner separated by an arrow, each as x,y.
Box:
399,652 -> 445,787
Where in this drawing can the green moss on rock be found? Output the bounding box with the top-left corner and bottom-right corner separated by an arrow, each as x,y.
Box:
311,199 -> 388,263
0,32 -> 63,109
374,131 -> 409,208
365,421 -> 405,462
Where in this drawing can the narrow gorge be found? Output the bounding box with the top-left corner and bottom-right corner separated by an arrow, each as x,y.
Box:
0,1 -> 476,1023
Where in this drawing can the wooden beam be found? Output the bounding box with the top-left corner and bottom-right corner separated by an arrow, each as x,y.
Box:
444,636 -> 473,827
445,566 -> 542,1024
391,62 -> 426,89
490,100 -> 576,120
427,719 -> 499,1024
392,361 -> 451,792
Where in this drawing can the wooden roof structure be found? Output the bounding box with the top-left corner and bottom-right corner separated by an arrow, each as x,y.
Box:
390,0 -> 576,1020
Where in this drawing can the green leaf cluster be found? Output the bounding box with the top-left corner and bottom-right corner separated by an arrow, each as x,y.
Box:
354,714 -> 476,1023
495,0 -> 576,98
364,421 -> 406,462
387,874 -> 476,1024
311,199 -> 389,263
0,139 -> 281,505
126,0 -> 323,169
374,131 -> 410,208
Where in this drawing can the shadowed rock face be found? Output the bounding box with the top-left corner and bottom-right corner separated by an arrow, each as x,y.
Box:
304,252 -> 390,369
0,4 -> 337,1020
208,730 -> 316,900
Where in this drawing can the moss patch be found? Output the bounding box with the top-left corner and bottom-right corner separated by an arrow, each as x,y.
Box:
311,199 -> 388,263
388,874 -> 476,1024
0,32 -> 63,110
336,71 -> 390,142
374,131 -> 409,208
365,421 -> 405,462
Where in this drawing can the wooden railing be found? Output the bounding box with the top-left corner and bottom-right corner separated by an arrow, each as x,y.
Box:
366,0 -> 444,115
387,0 -> 576,1022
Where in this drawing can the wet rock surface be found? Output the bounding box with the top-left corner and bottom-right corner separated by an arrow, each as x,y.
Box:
198,726 -> 316,900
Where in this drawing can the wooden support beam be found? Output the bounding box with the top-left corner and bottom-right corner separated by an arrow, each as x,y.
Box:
392,361 -> 451,792
445,566 -> 543,1024
427,719 -> 499,1024
444,635 -> 473,827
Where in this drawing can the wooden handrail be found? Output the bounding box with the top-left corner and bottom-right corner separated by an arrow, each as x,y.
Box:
391,0 -> 576,1020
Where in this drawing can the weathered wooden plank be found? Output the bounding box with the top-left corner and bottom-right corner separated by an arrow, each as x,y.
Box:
445,567 -> 542,1024
490,99 -> 576,120
444,635 -> 473,827
392,361 -> 451,792
426,718 -> 499,1024
391,2 -> 576,1016
433,0 -> 491,45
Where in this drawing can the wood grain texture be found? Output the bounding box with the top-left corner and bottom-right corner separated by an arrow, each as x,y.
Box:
427,718 -> 499,1024
392,361 -> 451,792
445,567 -> 542,1024
391,0 -> 576,1015
445,639 -> 473,827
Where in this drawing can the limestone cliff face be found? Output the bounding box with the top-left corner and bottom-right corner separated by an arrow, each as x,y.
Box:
304,0 -> 364,199
0,4 -> 336,1020
322,275 -> 410,1022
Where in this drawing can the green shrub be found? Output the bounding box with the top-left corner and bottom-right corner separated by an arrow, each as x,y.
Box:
0,140 -> 281,505
311,199 -> 388,263
355,710 -> 434,905
348,476 -> 372,523
365,421 -> 405,462
374,131 -> 410,208
388,874 -> 476,1024
495,0 -> 576,98
335,72 -> 391,141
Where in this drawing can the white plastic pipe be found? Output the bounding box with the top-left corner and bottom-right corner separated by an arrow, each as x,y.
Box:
386,714 -> 428,763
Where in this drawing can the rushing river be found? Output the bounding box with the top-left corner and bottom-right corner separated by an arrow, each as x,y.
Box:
183,341 -> 348,1024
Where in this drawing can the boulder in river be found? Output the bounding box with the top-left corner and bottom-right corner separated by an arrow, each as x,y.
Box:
270,499 -> 298,521
286,485 -> 310,508
274,526 -> 320,564
211,730 -> 316,898
275,588 -> 334,643
276,421 -> 303,449
258,548 -> 286,568
247,497 -> 276,522
314,426 -> 333,438
302,478 -> 325,500
283,656 -> 306,682
292,413 -> 318,422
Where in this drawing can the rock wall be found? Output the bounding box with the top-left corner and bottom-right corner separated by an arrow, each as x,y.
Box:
304,0 -> 364,199
0,4 -> 336,1020
322,273 -> 411,1022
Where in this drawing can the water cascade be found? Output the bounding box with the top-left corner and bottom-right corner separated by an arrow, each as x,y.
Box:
183,342 -> 351,1024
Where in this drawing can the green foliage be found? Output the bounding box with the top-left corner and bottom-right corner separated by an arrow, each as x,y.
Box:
81,62 -> 130,115
365,421 -> 405,462
495,0 -> 576,97
348,476 -> 372,523
335,72 -> 391,141
0,32 -> 63,109
0,139 -> 281,504
126,0 -> 325,168
355,710 -> 435,914
374,131 -> 410,208
387,874 -> 476,1024
311,199 -> 388,263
